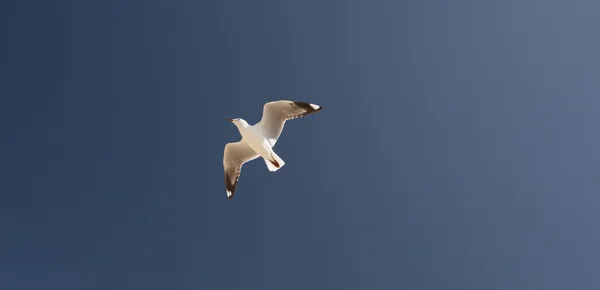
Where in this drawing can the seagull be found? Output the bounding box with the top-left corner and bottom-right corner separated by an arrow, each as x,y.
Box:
223,100 -> 323,199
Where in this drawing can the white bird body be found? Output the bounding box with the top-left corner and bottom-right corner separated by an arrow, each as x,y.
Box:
232,119 -> 284,171
223,100 -> 323,199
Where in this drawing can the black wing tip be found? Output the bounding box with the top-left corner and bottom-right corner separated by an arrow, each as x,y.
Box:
226,185 -> 236,199
226,186 -> 236,199
292,101 -> 323,113
225,174 -> 237,199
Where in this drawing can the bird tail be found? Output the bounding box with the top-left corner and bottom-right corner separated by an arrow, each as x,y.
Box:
264,151 -> 285,172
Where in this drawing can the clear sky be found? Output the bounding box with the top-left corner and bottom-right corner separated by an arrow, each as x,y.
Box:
2,0 -> 600,289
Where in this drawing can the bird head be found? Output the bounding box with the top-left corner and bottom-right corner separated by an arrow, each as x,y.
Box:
226,118 -> 249,128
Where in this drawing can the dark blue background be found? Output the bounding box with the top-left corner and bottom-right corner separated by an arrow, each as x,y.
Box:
2,0 -> 599,289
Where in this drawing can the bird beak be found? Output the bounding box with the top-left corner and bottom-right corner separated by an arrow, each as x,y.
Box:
226,118 -> 233,122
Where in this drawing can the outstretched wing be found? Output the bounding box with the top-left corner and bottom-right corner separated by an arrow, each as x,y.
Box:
223,141 -> 259,199
256,100 -> 323,146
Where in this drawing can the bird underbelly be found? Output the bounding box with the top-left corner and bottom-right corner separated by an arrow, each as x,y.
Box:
241,130 -> 272,158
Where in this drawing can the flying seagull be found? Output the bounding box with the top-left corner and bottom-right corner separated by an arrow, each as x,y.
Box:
223,100 -> 323,199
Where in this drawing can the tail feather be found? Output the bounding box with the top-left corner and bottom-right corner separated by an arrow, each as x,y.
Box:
270,159 -> 280,168
264,151 -> 285,172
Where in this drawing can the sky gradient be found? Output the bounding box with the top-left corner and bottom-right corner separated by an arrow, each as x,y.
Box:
2,0 -> 600,289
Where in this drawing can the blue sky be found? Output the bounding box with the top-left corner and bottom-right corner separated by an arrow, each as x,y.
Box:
1,0 -> 600,289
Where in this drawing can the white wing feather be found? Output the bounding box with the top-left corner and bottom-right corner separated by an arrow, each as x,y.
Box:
256,100 -> 323,146
223,141 -> 259,199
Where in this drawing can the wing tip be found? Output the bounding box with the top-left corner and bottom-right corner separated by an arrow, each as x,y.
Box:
292,101 -> 323,113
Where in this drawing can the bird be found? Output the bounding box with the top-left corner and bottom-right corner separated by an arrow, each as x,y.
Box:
223,100 -> 323,199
